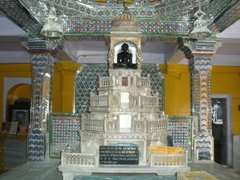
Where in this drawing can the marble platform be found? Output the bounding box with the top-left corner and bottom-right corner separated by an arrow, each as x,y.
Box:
0,160 -> 240,180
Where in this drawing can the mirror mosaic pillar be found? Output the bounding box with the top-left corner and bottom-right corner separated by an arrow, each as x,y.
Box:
178,38 -> 221,162
27,39 -> 54,162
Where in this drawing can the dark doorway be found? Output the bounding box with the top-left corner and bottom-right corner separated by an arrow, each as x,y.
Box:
211,95 -> 232,167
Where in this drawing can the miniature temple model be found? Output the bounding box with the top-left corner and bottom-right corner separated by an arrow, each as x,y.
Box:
58,5 -> 189,179
80,41 -> 167,165
2,0 -> 237,179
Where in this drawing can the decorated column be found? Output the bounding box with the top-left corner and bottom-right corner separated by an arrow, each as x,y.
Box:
178,38 -> 220,162
27,38 -> 54,162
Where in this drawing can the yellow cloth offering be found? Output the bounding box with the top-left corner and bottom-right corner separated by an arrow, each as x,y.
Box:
149,145 -> 184,155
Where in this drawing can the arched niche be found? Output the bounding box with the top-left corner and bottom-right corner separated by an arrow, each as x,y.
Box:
2,78 -> 31,133
113,41 -> 137,64
6,84 -> 31,133
7,84 -> 31,105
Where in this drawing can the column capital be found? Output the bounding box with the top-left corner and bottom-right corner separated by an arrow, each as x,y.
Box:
27,38 -> 50,54
178,37 -> 222,59
23,37 -> 64,54
188,39 -> 221,56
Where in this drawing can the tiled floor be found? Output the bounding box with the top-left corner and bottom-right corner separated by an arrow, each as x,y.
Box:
0,160 -> 62,180
0,160 -> 240,180
189,162 -> 240,180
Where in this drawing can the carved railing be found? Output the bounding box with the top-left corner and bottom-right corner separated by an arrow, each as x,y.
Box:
91,95 -> 109,106
138,77 -> 150,87
147,120 -> 167,132
99,77 -> 113,87
90,107 -> 109,112
61,151 -> 187,169
150,151 -> 188,167
61,152 -> 98,167
141,96 -> 158,107
82,118 -> 104,132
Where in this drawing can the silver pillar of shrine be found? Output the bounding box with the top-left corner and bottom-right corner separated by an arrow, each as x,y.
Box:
178,37 -> 221,162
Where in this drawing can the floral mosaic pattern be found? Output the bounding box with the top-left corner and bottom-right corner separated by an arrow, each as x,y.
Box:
2,0 -> 235,37
63,19 -> 191,36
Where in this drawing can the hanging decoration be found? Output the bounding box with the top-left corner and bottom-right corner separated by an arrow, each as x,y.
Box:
40,6 -> 63,38
189,0 -> 212,39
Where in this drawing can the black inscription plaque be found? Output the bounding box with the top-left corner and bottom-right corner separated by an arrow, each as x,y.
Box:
99,146 -> 139,165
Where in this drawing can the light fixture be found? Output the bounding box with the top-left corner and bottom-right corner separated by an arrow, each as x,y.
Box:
40,6 -> 63,38
189,2 -> 211,39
